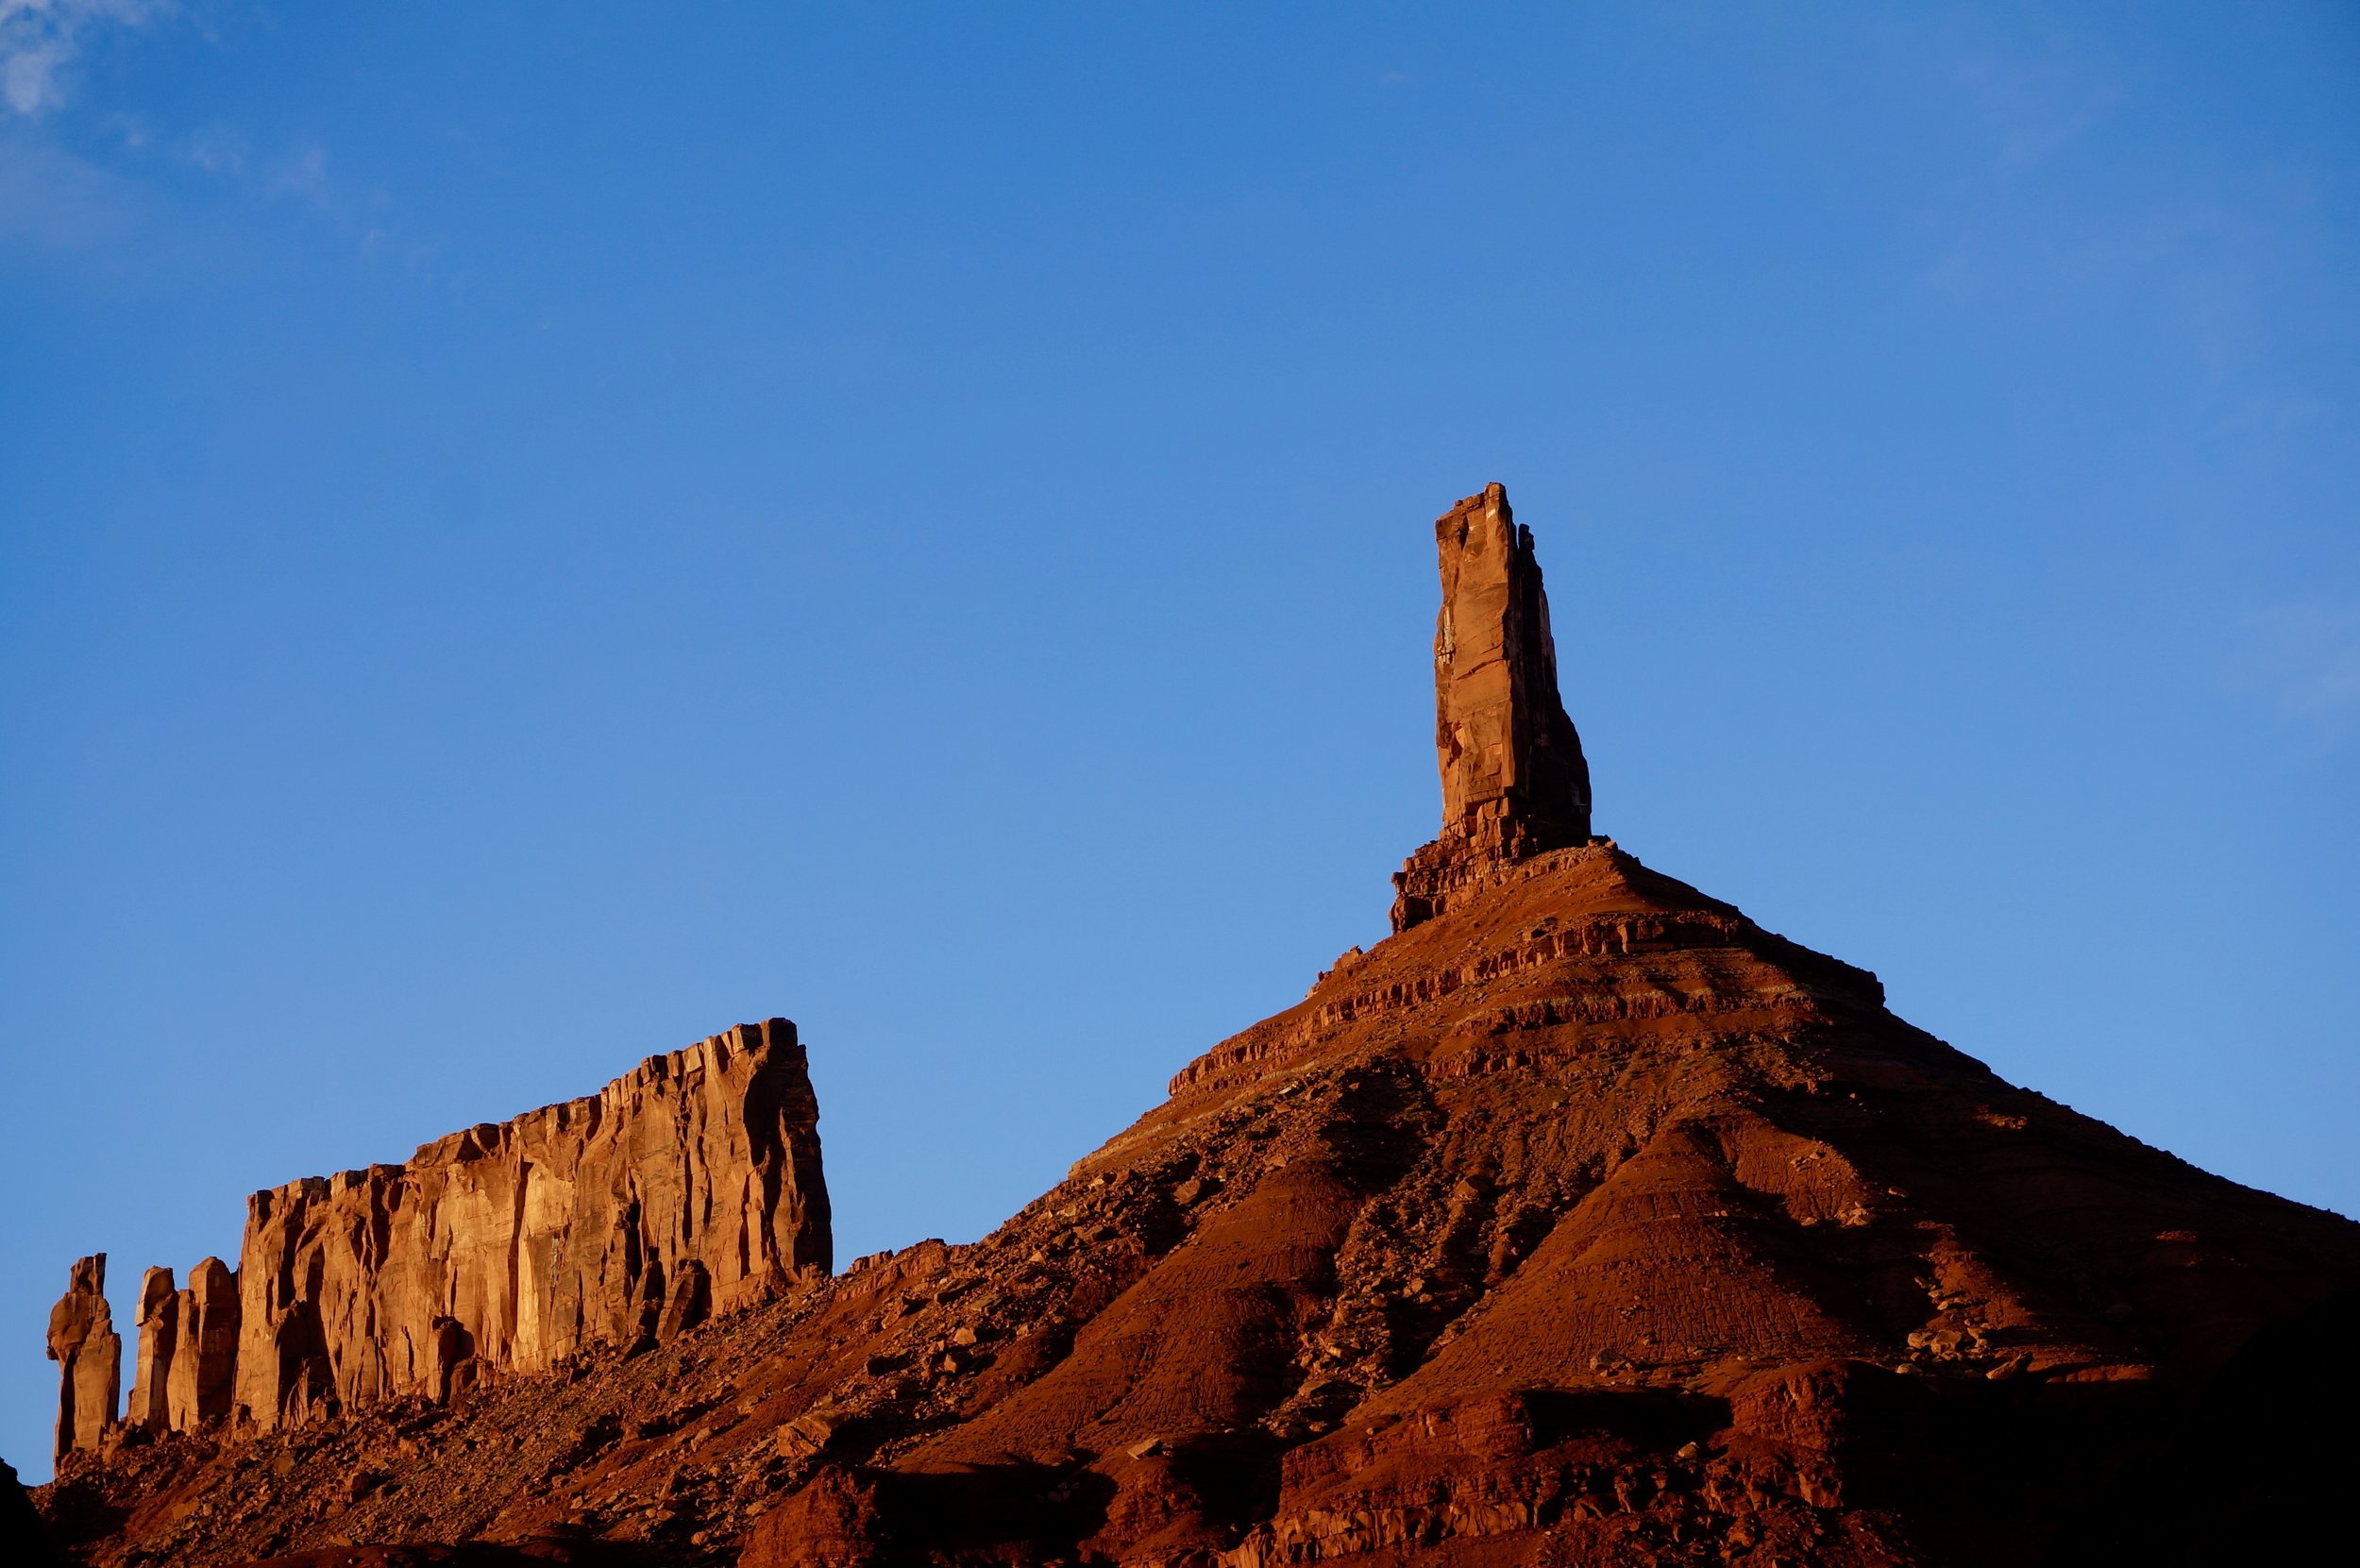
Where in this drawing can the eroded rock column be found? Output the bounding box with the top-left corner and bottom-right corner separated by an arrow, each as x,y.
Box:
166,1257 -> 240,1430
47,1255 -> 119,1462
1392,483 -> 1593,931
127,1267 -> 177,1430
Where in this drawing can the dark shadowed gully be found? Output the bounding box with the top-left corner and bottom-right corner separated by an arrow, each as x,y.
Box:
32,488 -> 2360,1567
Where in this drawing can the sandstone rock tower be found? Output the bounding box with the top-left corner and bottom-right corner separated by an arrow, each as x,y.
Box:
36,484 -> 2360,1568
45,1256 -> 118,1463
123,1256 -> 239,1436
125,1268 -> 176,1432
1391,482 -> 1593,932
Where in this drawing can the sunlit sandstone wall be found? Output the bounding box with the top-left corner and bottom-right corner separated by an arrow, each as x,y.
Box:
232,1018 -> 829,1428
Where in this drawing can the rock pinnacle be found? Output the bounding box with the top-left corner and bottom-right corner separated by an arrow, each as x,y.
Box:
1392,482 -> 1593,932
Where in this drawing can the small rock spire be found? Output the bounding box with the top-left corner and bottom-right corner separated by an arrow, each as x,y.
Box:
127,1267 -> 177,1431
47,1255 -> 119,1463
1392,484 -> 1593,932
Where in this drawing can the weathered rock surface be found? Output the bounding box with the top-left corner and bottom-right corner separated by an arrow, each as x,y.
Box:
124,1258 -> 240,1437
1393,483 -> 1593,935
127,1268 -> 177,1433
46,1256 -> 118,1463
231,1018 -> 830,1430
32,488 -> 2360,1567
168,1258 -> 242,1432
42,1017 -> 829,1483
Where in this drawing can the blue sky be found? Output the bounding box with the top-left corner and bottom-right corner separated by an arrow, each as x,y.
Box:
4,3 -> 2356,1480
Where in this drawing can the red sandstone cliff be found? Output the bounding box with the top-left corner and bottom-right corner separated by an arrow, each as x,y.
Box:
30,487 -> 2360,1568
230,1019 -> 829,1432
53,1018 -> 829,1461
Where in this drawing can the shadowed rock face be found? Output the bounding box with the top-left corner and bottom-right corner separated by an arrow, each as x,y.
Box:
33,489 -> 2360,1568
1394,483 -> 1593,934
45,1256 -> 119,1463
2,1457 -> 66,1568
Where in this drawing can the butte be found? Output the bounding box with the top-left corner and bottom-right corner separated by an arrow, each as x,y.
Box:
28,484 -> 2360,1568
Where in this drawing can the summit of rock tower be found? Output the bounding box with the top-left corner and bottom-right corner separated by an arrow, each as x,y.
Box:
27,486 -> 2360,1568
1393,482 -> 1594,934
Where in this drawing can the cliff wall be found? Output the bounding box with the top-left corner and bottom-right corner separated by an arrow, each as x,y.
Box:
59,1017 -> 830,1445
235,1018 -> 830,1429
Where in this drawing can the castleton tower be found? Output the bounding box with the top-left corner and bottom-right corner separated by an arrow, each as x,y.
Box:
1392,482 -> 1593,932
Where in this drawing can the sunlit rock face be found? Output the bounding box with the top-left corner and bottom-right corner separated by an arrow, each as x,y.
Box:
45,1256 -> 118,1462
232,1018 -> 831,1429
1393,482 -> 1593,935
32,491 -> 2360,1568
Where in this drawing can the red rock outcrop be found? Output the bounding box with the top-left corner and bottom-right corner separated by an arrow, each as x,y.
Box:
31,487 -> 2360,1568
1393,483 -> 1593,934
39,1018 -> 828,1478
126,1268 -> 177,1432
168,1258 -> 243,1432
232,1019 -> 829,1429
125,1257 -> 244,1437
45,1256 -> 119,1463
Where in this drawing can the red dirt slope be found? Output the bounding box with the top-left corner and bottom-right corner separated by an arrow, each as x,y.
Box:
42,842 -> 2358,1567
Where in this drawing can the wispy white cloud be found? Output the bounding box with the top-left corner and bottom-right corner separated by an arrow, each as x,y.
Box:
0,5 -> 432,281
0,0 -> 165,117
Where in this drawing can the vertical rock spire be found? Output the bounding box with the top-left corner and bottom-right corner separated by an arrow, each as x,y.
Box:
47,1255 -> 119,1463
1391,483 -> 1593,932
127,1268 -> 177,1431
122,1257 -> 240,1436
